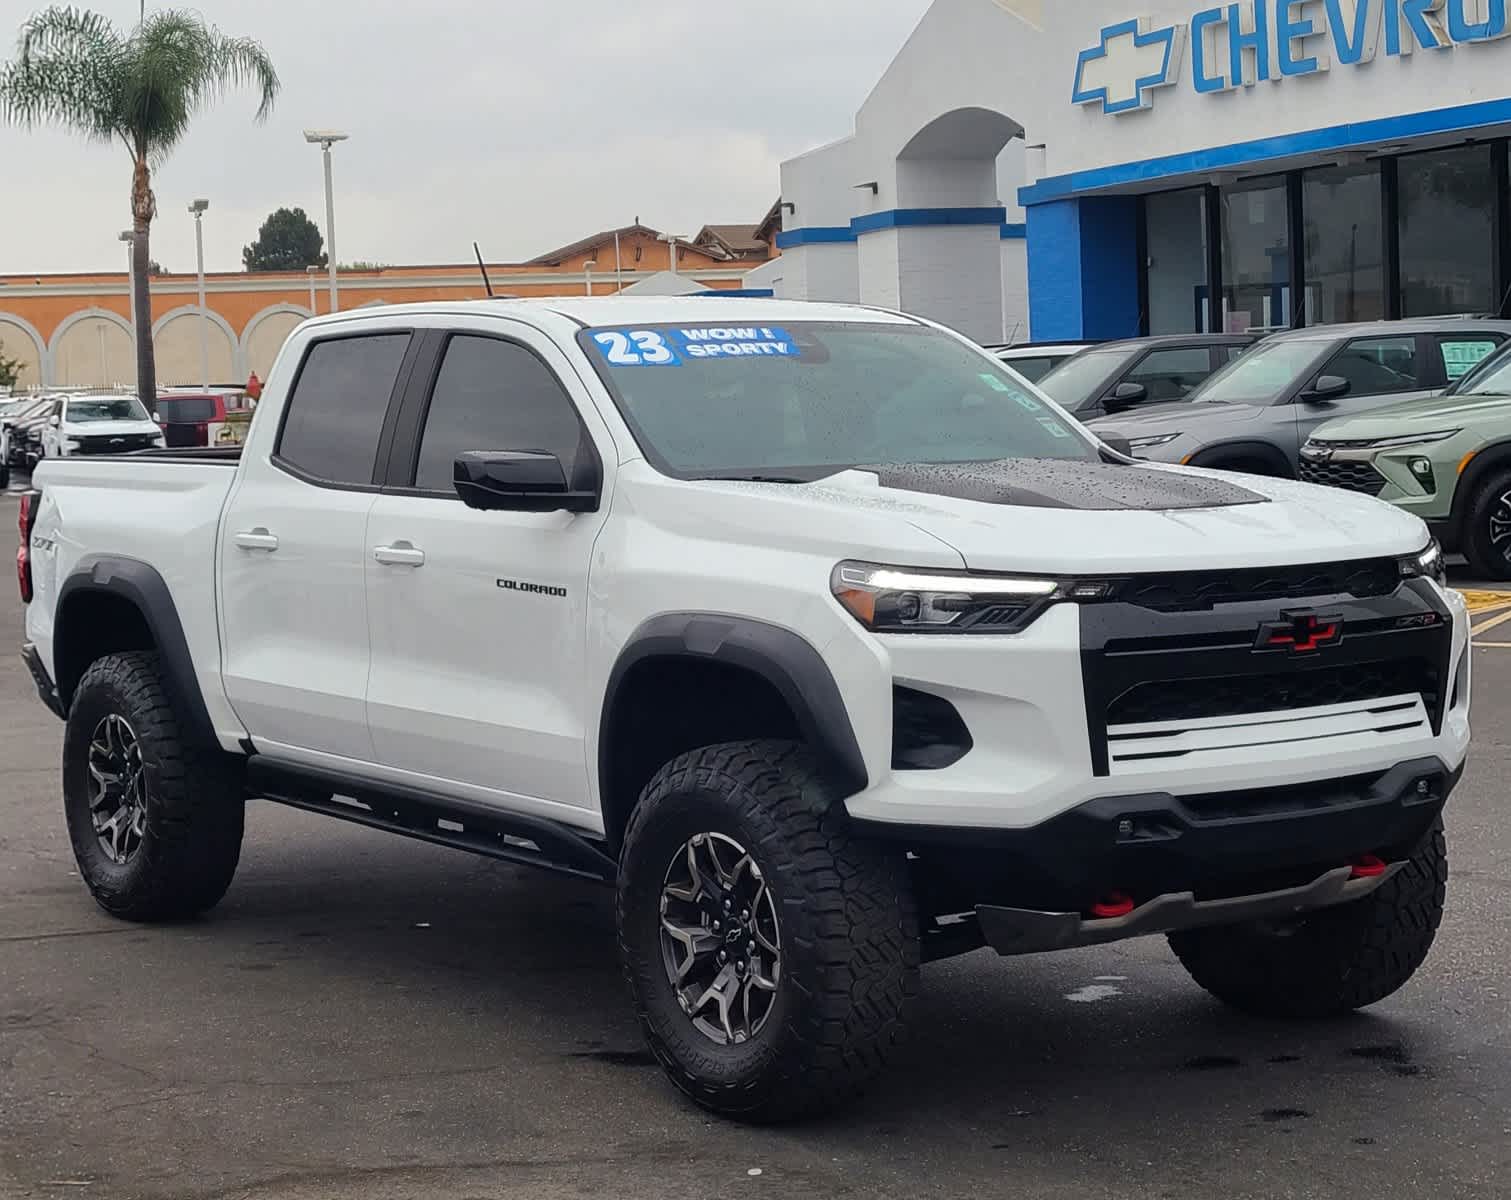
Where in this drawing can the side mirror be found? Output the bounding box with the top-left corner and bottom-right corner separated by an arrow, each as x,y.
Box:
152,411 -> 161,423
1303,374 -> 1350,403
1100,434 -> 1134,458
1104,381 -> 1148,412
454,450 -> 600,514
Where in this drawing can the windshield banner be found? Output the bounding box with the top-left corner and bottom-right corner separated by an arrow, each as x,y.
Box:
590,326 -> 798,367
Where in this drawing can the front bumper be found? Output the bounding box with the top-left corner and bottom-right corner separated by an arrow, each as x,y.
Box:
856,755 -> 1457,955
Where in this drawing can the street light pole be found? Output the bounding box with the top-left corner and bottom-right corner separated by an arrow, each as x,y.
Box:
304,130 -> 349,313
118,231 -> 136,346
189,199 -> 210,393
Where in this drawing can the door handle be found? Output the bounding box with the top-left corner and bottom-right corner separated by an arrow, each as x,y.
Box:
233,528 -> 279,552
373,542 -> 426,567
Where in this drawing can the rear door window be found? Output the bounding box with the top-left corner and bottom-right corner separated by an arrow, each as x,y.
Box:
1437,336 -> 1502,383
158,397 -> 218,423
276,334 -> 412,486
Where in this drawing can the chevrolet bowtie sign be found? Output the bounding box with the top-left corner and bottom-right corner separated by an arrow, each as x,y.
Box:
1073,0 -> 1511,116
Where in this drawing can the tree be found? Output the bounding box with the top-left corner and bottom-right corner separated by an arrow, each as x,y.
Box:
0,343 -> 21,389
243,206 -> 326,272
0,7 -> 279,408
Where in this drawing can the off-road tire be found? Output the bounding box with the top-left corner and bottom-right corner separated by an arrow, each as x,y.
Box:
1462,468 -> 1511,580
618,739 -> 919,1122
63,651 -> 244,921
1169,820 -> 1447,1018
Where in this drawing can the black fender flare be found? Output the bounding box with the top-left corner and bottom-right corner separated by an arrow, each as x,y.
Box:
599,612 -> 869,801
1184,439 -> 1296,478
55,555 -> 217,745
1449,440 -> 1511,545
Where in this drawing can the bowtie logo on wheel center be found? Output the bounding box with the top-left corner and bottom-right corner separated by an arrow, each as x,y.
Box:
1255,611 -> 1344,653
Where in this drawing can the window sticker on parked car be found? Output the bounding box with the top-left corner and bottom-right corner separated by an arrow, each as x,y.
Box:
1443,340 -> 1498,381
590,326 -> 798,366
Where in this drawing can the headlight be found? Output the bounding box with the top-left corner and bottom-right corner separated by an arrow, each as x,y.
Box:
1398,540 -> 1446,586
1127,432 -> 1183,450
1318,429 -> 1461,452
831,561 -> 1113,634
63,438 -> 81,450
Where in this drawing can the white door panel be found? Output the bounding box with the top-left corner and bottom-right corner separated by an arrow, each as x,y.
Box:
366,498 -> 600,808
219,472 -> 378,760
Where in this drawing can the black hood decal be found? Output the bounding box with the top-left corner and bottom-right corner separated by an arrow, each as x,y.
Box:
862,459 -> 1268,511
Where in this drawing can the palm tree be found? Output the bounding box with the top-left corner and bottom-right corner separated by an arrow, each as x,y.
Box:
0,7 -> 278,403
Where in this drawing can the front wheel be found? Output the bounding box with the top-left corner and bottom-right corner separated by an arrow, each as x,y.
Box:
1462,468 -> 1511,580
1169,820 -> 1447,1018
617,740 -> 919,1122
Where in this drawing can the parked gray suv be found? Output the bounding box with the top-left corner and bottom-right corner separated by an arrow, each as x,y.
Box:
1088,320 -> 1511,476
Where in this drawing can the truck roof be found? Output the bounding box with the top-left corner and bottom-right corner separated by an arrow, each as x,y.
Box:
299,296 -> 918,334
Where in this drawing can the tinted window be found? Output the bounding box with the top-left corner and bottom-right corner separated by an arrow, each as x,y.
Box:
278,334 -> 410,485
999,354 -> 1061,383
582,322 -> 1098,477
1319,336 -> 1419,396
66,397 -> 150,423
1438,337 -> 1501,383
1399,145 -> 1495,317
1125,347 -> 1214,402
158,397 -> 217,423
415,335 -> 587,492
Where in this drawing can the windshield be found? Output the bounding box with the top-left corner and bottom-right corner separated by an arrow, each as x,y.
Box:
1187,339 -> 1332,405
66,397 -> 150,424
1037,347 -> 1140,410
579,321 -> 1097,478
999,354 -> 1065,384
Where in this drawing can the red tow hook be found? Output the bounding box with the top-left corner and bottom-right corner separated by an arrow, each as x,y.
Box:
1090,892 -> 1136,920
1350,855 -> 1388,880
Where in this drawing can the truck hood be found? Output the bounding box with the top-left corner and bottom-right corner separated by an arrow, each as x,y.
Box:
1087,400 -> 1262,436
1312,390 -> 1511,440
62,419 -> 161,437
627,458 -> 1426,575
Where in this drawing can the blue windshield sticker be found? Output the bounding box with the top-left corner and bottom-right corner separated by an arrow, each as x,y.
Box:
591,326 -> 798,366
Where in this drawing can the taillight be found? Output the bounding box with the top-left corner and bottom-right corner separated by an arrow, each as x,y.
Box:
17,490 -> 38,604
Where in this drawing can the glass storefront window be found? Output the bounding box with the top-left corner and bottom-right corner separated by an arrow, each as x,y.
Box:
1220,177 -> 1291,333
1145,188 -> 1211,334
1303,163 -> 1384,324
1398,145 -> 1496,317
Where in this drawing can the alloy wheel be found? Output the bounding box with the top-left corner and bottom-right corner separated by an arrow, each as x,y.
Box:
658,832 -> 782,1046
1489,488 -> 1511,562
87,713 -> 148,865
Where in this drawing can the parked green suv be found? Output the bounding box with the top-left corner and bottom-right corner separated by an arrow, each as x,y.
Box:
1303,341 -> 1511,578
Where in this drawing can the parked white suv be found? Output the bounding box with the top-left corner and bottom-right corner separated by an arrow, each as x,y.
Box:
19,299 -> 1468,1120
39,392 -> 165,459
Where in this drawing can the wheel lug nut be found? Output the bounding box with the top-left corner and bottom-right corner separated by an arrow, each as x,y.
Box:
723,898 -> 732,911
718,950 -> 728,964
712,920 -> 721,932
740,909 -> 749,921
747,940 -> 756,953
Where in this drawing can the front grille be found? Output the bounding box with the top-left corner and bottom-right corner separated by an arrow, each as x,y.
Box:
1299,460 -> 1387,495
1107,659 -> 1437,726
74,433 -> 157,455
1118,558 -> 1400,613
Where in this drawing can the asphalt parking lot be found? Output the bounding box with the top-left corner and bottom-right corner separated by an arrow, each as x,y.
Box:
2,495 -> 1510,1199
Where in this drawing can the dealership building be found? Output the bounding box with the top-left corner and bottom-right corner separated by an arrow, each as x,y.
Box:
767,0 -> 1511,346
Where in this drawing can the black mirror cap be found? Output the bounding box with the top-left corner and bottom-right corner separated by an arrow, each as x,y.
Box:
1304,374 -> 1351,401
1103,381 -> 1148,412
1100,433 -> 1134,459
453,449 -> 601,514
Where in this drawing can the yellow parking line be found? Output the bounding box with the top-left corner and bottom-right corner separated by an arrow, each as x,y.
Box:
1473,608 -> 1511,639
1459,589 -> 1511,613
1475,641 -> 1511,648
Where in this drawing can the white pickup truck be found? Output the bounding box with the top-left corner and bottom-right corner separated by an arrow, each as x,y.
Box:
19,298 -> 1469,1121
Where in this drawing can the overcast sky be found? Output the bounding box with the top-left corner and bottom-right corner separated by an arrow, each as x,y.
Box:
0,0 -> 930,274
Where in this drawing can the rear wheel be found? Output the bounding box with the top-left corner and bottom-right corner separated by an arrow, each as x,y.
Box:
1169,820 -> 1447,1018
63,652 -> 244,922
618,740 -> 919,1122
1462,468 -> 1511,580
